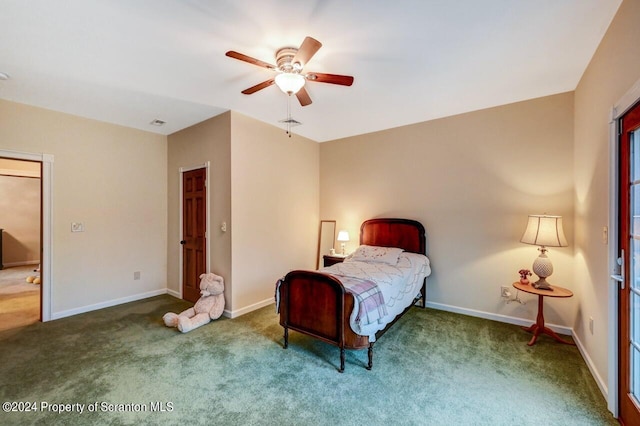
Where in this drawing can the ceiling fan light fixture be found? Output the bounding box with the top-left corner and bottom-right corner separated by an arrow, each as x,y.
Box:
226,36 -> 353,107
275,73 -> 305,95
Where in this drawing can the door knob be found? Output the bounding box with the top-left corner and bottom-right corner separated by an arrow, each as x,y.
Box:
180,240 -> 186,245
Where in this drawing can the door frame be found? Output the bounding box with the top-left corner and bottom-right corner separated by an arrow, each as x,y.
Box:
178,162 -> 210,299
0,148 -> 53,322
608,76 -> 640,416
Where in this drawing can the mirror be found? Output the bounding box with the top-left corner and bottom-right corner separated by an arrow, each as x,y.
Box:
316,220 -> 336,269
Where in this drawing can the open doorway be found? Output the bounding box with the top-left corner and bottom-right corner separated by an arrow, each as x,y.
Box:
0,158 -> 42,331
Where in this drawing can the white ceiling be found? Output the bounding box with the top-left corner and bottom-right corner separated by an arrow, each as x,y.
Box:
0,0 -> 622,142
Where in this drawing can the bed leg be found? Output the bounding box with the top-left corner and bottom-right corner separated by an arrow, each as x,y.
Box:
367,343 -> 374,370
421,278 -> 427,308
339,348 -> 345,373
283,327 -> 288,349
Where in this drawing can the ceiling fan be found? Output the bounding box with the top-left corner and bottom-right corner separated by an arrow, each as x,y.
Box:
225,36 -> 354,107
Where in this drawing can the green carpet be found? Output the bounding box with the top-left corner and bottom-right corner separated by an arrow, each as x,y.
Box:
0,295 -> 616,425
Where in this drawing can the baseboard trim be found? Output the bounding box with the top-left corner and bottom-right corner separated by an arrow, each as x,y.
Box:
572,330 -> 608,400
53,288 -> 273,321
166,289 -> 181,298
52,289 -> 168,320
225,297 -> 274,319
425,301 -> 573,335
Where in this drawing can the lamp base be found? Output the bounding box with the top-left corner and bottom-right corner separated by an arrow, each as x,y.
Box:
532,277 -> 553,291
531,250 -> 554,291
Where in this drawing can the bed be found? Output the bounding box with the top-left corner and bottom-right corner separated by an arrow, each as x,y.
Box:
276,218 -> 431,372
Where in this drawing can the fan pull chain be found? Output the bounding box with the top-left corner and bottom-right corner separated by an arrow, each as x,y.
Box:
286,94 -> 292,137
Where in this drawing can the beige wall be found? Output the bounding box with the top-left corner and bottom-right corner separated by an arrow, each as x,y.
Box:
0,99 -> 167,315
230,112 -> 319,313
167,112 -> 232,307
0,174 -> 40,265
321,92 -> 575,324
574,0 -> 640,394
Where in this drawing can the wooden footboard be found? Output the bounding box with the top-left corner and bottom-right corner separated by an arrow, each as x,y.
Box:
279,270 -> 370,372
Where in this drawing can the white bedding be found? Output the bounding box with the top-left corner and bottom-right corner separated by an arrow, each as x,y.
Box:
320,251 -> 431,341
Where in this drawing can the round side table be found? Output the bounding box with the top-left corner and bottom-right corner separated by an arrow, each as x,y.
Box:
512,281 -> 575,346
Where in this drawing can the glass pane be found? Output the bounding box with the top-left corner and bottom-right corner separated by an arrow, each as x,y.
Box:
632,184 -> 640,237
633,239 -> 640,290
633,129 -> 640,182
634,292 -> 640,344
633,345 -> 640,403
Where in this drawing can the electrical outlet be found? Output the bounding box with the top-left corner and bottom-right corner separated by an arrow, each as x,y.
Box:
589,316 -> 594,334
501,286 -> 511,298
134,271 -> 141,280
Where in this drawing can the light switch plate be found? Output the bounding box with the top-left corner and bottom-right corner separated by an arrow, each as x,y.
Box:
71,222 -> 84,232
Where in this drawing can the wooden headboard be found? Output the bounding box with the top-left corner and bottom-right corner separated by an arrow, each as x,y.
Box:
360,218 -> 426,255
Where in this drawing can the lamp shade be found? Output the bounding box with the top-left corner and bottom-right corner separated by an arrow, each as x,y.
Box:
337,230 -> 350,242
275,73 -> 305,94
520,215 -> 568,247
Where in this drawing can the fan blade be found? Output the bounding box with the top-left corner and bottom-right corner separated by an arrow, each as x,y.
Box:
296,87 -> 312,107
292,37 -> 322,69
241,79 -> 275,94
226,51 -> 276,70
306,72 -> 354,86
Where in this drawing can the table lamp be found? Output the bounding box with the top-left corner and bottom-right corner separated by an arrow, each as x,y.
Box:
520,214 -> 568,290
337,230 -> 349,255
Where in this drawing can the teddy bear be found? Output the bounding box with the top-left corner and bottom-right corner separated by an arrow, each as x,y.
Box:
163,272 -> 225,333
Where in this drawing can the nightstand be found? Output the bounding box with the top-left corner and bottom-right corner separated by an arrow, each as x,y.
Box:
323,254 -> 347,267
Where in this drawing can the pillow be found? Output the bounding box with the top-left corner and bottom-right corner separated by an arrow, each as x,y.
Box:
349,245 -> 404,265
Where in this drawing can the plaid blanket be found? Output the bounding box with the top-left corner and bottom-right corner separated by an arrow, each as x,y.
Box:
335,275 -> 387,327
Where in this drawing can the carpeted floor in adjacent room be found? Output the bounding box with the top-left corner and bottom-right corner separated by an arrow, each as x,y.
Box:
0,295 -> 616,425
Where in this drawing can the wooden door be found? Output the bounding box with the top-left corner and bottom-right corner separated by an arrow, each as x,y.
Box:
618,100 -> 640,425
182,168 -> 206,303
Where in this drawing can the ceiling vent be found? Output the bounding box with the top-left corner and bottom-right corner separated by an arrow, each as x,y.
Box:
278,117 -> 302,127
